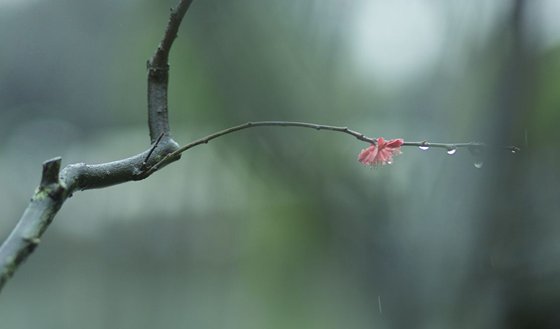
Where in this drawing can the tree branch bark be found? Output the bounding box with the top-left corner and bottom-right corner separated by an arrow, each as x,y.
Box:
0,0 -> 195,293
147,0 -> 195,142
0,158 -> 65,290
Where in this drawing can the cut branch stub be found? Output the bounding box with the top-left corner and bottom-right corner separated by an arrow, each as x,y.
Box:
40,157 -> 62,187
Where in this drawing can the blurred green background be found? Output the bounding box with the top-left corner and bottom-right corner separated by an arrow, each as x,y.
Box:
1,0 -> 559,328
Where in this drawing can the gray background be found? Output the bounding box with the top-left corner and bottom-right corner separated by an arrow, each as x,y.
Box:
1,0 -> 559,328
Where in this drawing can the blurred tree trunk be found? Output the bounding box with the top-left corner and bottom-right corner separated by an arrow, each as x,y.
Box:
471,0 -> 560,327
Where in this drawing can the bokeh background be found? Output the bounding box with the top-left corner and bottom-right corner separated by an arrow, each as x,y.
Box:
1,0 -> 559,328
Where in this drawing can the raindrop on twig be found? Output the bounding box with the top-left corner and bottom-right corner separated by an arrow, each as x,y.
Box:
419,141 -> 430,151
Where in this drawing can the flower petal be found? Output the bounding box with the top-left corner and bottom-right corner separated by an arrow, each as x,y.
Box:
386,138 -> 404,148
359,137 -> 404,167
358,144 -> 378,165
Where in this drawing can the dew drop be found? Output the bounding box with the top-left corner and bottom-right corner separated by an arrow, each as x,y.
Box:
419,141 -> 429,151
387,160 -> 393,165
446,146 -> 457,155
474,161 -> 484,169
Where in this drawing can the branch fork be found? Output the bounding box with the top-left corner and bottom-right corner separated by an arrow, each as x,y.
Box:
0,0 -> 193,292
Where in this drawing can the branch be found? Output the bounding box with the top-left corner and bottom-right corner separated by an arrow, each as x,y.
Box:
0,0 -> 195,293
0,158 -> 65,289
0,137 -> 182,292
147,0 -> 195,142
0,0 -> 520,295
141,121 -> 520,176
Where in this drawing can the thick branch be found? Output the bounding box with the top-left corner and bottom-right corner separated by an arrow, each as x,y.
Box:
0,138 -> 180,292
0,158 -> 66,289
147,0 -> 195,142
0,0 -> 196,292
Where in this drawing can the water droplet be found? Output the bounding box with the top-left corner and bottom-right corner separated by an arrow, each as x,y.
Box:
446,146 -> 457,155
474,161 -> 484,169
387,160 -> 393,165
511,149 -> 517,154
419,141 -> 429,151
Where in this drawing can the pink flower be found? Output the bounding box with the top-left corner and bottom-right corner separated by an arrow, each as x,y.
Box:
358,137 -> 404,166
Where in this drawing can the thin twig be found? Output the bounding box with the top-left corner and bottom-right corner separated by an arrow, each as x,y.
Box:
142,121 -> 520,176
141,121 -> 369,175
403,140 -> 520,153
143,132 -> 165,167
